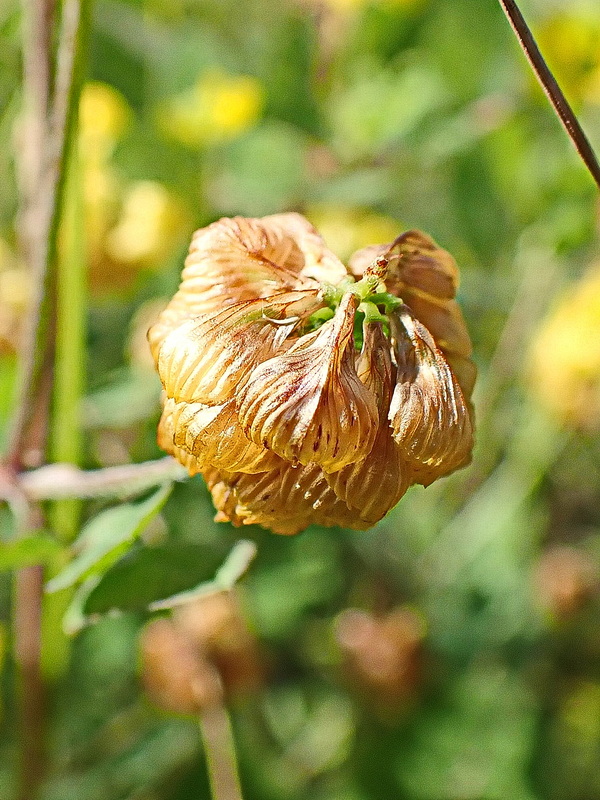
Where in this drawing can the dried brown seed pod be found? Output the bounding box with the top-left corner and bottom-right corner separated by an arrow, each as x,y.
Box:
335,606 -> 425,708
533,546 -> 598,619
326,322 -> 410,523
174,592 -> 264,696
203,461 -> 367,535
237,293 -> 378,472
349,230 -> 475,398
140,618 -> 222,714
148,214 -> 344,358
150,214 -> 476,534
388,307 -> 474,485
158,290 -> 321,405
164,398 -> 279,474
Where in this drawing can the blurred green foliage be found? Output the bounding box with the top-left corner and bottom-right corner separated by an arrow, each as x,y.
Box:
2,0 -> 600,798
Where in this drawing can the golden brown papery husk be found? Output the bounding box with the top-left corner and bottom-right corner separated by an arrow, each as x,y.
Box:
203,462 -> 370,535
355,321 -> 396,407
157,399 -> 202,475
326,428 -> 411,523
151,216 -> 477,534
348,230 -> 459,299
328,322 -> 410,523
148,214 -> 345,358
158,290 -> 322,405
237,293 -> 379,472
348,231 -> 476,405
389,307 -> 474,485
262,212 -> 349,285
163,397 -> 280,474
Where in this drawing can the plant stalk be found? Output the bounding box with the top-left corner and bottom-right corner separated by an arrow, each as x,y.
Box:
6,0 -> 87,470
497,0 -> 600,191
9,2 -> 90,798
200,704 -> 245,800
50,139 -> 86,542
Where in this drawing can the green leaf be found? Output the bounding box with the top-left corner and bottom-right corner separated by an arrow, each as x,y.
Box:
0,533 -> 63,571
149,539 -> 257,610
83,543 -> 226,615
45,484 -> 172,593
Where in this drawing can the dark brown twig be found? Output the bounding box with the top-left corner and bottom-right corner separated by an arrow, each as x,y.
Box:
12,2 -> 57,796
497,0 -> 600,191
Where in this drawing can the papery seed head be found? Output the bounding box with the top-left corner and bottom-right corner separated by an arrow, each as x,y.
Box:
349,230 -> 459,299
348,230 -> 476,404
355,321 -> 396,409
151,215 -> 476,534
388,307 -> 473,484
148,214 -> 343,358
157,399 -> 201,475
140,618 -> 222,714
262,212 -> 349,285
325,430 -> 411,524
204,461 -> 370,535
165,397 -> 279,474
327,321 -> 409,523
236,292 -> 379,472
158,290 -> 322,405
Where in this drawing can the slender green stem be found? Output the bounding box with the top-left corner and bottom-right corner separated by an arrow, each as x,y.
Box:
358,301 -> 387,324
50,140 -> 86,542
199,704 -> 244,800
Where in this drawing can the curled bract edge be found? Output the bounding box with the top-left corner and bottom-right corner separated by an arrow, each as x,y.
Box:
237,293 -> 379,472
149,213 -> 476,534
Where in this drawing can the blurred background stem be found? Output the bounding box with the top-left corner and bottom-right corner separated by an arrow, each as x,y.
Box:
10,0 -> 90,797
200,704 -> 245,800
50,141 -> 86,543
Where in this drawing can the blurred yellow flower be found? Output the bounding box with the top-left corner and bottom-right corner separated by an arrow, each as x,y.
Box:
75,84 -> 190,292
106,181 -> 189,267
528,267 -> 600,431
307,205 -> 404,263
159,70 -> 263,147
79,82 -> 131,160
84,163 -> 121,262
0,239 -> 30,353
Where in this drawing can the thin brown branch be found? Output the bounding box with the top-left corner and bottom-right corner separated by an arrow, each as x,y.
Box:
18,0 -> 54,218
14,563 -> 46,800
497,0 -> 600,191
12,3 -> 57,799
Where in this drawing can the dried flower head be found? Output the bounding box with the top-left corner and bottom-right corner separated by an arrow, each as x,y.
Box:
140,618 -> 223,714
149,214 -> 475,534
335,606 -> 426,710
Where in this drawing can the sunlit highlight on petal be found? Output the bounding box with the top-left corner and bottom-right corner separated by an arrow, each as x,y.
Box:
237,293 -> 379,471
158,290 -> 321,404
